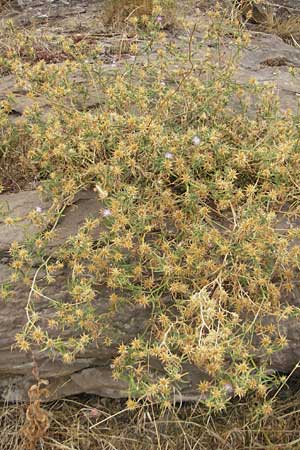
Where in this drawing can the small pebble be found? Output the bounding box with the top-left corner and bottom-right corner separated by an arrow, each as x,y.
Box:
35,14 -> 48,19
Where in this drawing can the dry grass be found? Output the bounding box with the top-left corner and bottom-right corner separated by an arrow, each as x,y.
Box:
237,1 -> 300,46
106,0 -> 154,21
103,0 -> 155,29
103,0 -> 181,29
262,15 -> 300,46
2,391 -> 300,450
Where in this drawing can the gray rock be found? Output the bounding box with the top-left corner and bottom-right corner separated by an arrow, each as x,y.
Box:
235,32 -> 300,112
0,190 -> 51,253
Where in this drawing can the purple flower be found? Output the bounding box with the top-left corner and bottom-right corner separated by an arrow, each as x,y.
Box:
102,208 -> 112,217
156,15 -> 163,23
192,136 -> 201,146
164,152 -> 174,159
89,408 -> 100,418
35,206 -> 42,213
223,382 -> 234,397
